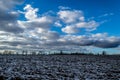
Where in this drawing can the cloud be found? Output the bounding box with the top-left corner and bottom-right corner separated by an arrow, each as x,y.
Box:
0,3 -> 120,51
62,25 -> 79,34
92,34 -> 120,48
98,13 -> 114,18
47,33 -> 120,48
61,20 -> 99,34
1,33 -> 119,50
18,16 -> 53,30
75,21 -> 99,31
0,0 -> 24,33
57,9 -> 99,34
0,0 -> 23,11
58,10 -> 84,23
54,21 -> 62,27
18,5 -> 54,30
24,4 -> 38,20
58,6 -> 71,10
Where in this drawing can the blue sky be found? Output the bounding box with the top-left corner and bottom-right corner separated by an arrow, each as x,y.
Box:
0,0 -> 120,54
24,0 -> 120,35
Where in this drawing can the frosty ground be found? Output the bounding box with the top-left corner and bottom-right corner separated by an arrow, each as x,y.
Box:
0,54 -> 120,80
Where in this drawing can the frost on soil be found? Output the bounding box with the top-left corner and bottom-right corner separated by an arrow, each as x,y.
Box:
0,54 -> 120,80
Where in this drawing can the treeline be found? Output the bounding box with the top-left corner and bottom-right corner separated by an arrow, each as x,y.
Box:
0,50 -> 119,56
0,50 -> 44,55
50,50 -> 108,56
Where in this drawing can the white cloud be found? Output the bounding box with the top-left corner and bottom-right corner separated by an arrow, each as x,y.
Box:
61,20 -> 99,34
24,4 -> 38,20
54,21 -> 62,27
58,6 -> 71,10
76,21 -> 98,28
0,3 -> 119,51
58,10 -> 84,23
15,5 -> 120,49
62,25 -> 79,34
18,16 -> 53,30
57,9 -> 99,34
18,5 -> 54,31
76,21 -> 99,31
98,13 -> 114,18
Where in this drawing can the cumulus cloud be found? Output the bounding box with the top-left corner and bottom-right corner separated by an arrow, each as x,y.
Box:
18,16 -> 53,30
24,4 -> 38,20
0,0 -> 24,33
62,25 -> 79,34
57,9 -> 99,34
92,34 -> 120,48
0,0 -> 23,11
18,5 -> 54,31
76,21 -> 99,31
0,3 -> 120,51
58,10 -> 84,23
61,20 -> 99,34
52,33 -> 120,48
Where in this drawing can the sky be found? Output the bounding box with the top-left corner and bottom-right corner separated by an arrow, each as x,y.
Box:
0,0 -> 120,54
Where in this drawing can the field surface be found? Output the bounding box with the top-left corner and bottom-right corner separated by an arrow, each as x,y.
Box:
0,54 -> 120,80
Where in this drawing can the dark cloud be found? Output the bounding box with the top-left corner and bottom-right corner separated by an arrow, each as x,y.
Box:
0,0 -> 24,33
94,40 -> 120,48
43,34 -> 120,48
0,21 -> 24,33
0,3 -> 119,51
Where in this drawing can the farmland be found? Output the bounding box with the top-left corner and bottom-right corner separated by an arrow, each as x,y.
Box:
0,54 -> 120,80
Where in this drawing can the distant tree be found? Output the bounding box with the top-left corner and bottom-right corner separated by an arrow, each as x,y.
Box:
97,53 -> 100,56
38,51 -> 44,55
8,51 -> 12,54
3,50 -> 13,54
22,50 -> 25,54
38,51 -> 41,54
16,52 -> 19,55
102,51 -> 107,55
3,50 -> 6,54
32,51 -> 36,55
88,52 -> 94,55
60,50 -> 63,55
